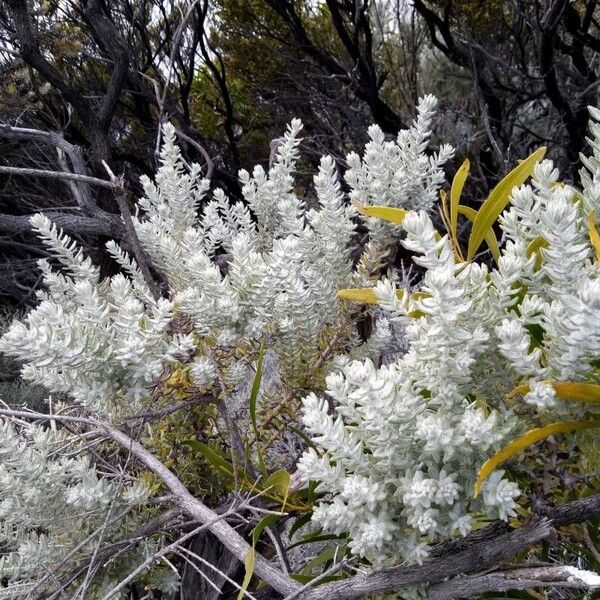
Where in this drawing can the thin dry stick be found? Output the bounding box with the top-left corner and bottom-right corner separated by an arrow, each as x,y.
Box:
74,448 -> 137,600
175,544 -> 259,600
122,394 -> 213,421
157,1 -> 200,127
426,565 -> 600,600
283,558 -> 349,600
581,522 -> 600,565
175,549 -> 223,595
0,408 -> 300,598
0,165 -> 119,189
174,128 -> 214,179
101,160 -> 160,299
100,522 -> 220,600
0,123 -> 96,212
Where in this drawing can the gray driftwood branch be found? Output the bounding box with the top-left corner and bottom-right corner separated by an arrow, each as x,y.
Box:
3,406 -> 600,600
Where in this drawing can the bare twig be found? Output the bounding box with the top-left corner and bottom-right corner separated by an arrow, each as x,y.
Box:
6,406 -> 600,600
0,124 -> 96,212
581,522 -> 600,565
0,407 -> 300,597
0,211 -> 124,238
174,128 -> 215,180
0,165 -> 119,189
101,160 -> 160,299
175,543 -> 259,600
100,518 -> 231,600
426,565 -> 600,600
122,395 -> 213,422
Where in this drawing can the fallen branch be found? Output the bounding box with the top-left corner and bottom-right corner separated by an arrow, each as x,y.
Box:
426,565 -> 600,600
4,405 -> 600,600
0,165 -> 120,190
0,212 -> 124,238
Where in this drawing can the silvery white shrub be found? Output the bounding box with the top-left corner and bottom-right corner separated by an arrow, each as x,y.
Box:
0,96 -> 452,595
4,95 -> 600,593
298,109 -> 600,566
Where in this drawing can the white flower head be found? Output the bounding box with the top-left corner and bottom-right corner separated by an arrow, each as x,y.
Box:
524,380 -> 556,409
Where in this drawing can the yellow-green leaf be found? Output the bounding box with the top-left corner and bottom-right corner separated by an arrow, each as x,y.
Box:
457,205 -> 500,262
508,381 -> 600,404
467,147 -> 546,260
237,547 -> 255,600
526,236 -> 549,270
474,419 -> 600,497
249,347 -> 267,477
354,202 -> 407,225
264,469 -> 291,509
526,237 -> 549,257
337,287 -> 381,304
589,210 -> 600,262
337,287 -> 428,318
238,514 -> 282,600
451,159 -> 470,240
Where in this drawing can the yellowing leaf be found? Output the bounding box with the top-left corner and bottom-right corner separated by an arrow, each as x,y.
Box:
337,288 -> 428,318
467,147 -> 546,260
526,236 -> 549,257
589,210 -> 600,262
237,547 -> 255,600
337,287 -> 381,304
354,202 -> 407,225
451,159 -> 470,240
553,381 -> 600,402
526,236 -> 549,270
509,380 -> 600,404
457,205 -> 500,262
474,419 -> 600,497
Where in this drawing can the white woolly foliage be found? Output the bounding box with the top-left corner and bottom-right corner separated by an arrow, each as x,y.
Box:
345,95 -> 454,243
132,121 -> 361,371
0,418 -> 150,597
299,110 -> 600,566
0,107 -> 447,414
0,98 -> 447,596
5,99 -> 600,588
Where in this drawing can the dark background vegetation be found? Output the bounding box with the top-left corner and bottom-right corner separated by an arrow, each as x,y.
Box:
0,0 -> 599,305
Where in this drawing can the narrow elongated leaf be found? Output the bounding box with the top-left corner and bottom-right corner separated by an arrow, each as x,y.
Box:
526,236 -> 549,257
252,514 -> 282,547
508,380 -> 600,404
589,210 -> 600,262
451,159 -> 470,239
300,545 -> 342,575
238,514 -> 282,599
237,547 -> 255,600
287,533 -> 341,551
474,419 -> 600,497
337,287 -> 427,318
289,513 -> 312,540
338,288 -> 427,304
553,381 -> 600,402
337,287 -> 381,304
249,347 -> 267,476
467,147 -> 546,260
526,236 -> 549,270
249,349 -> 263,433
457,205 -> 500,262
185,440 -> 234,477
354,202 -> 407,224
